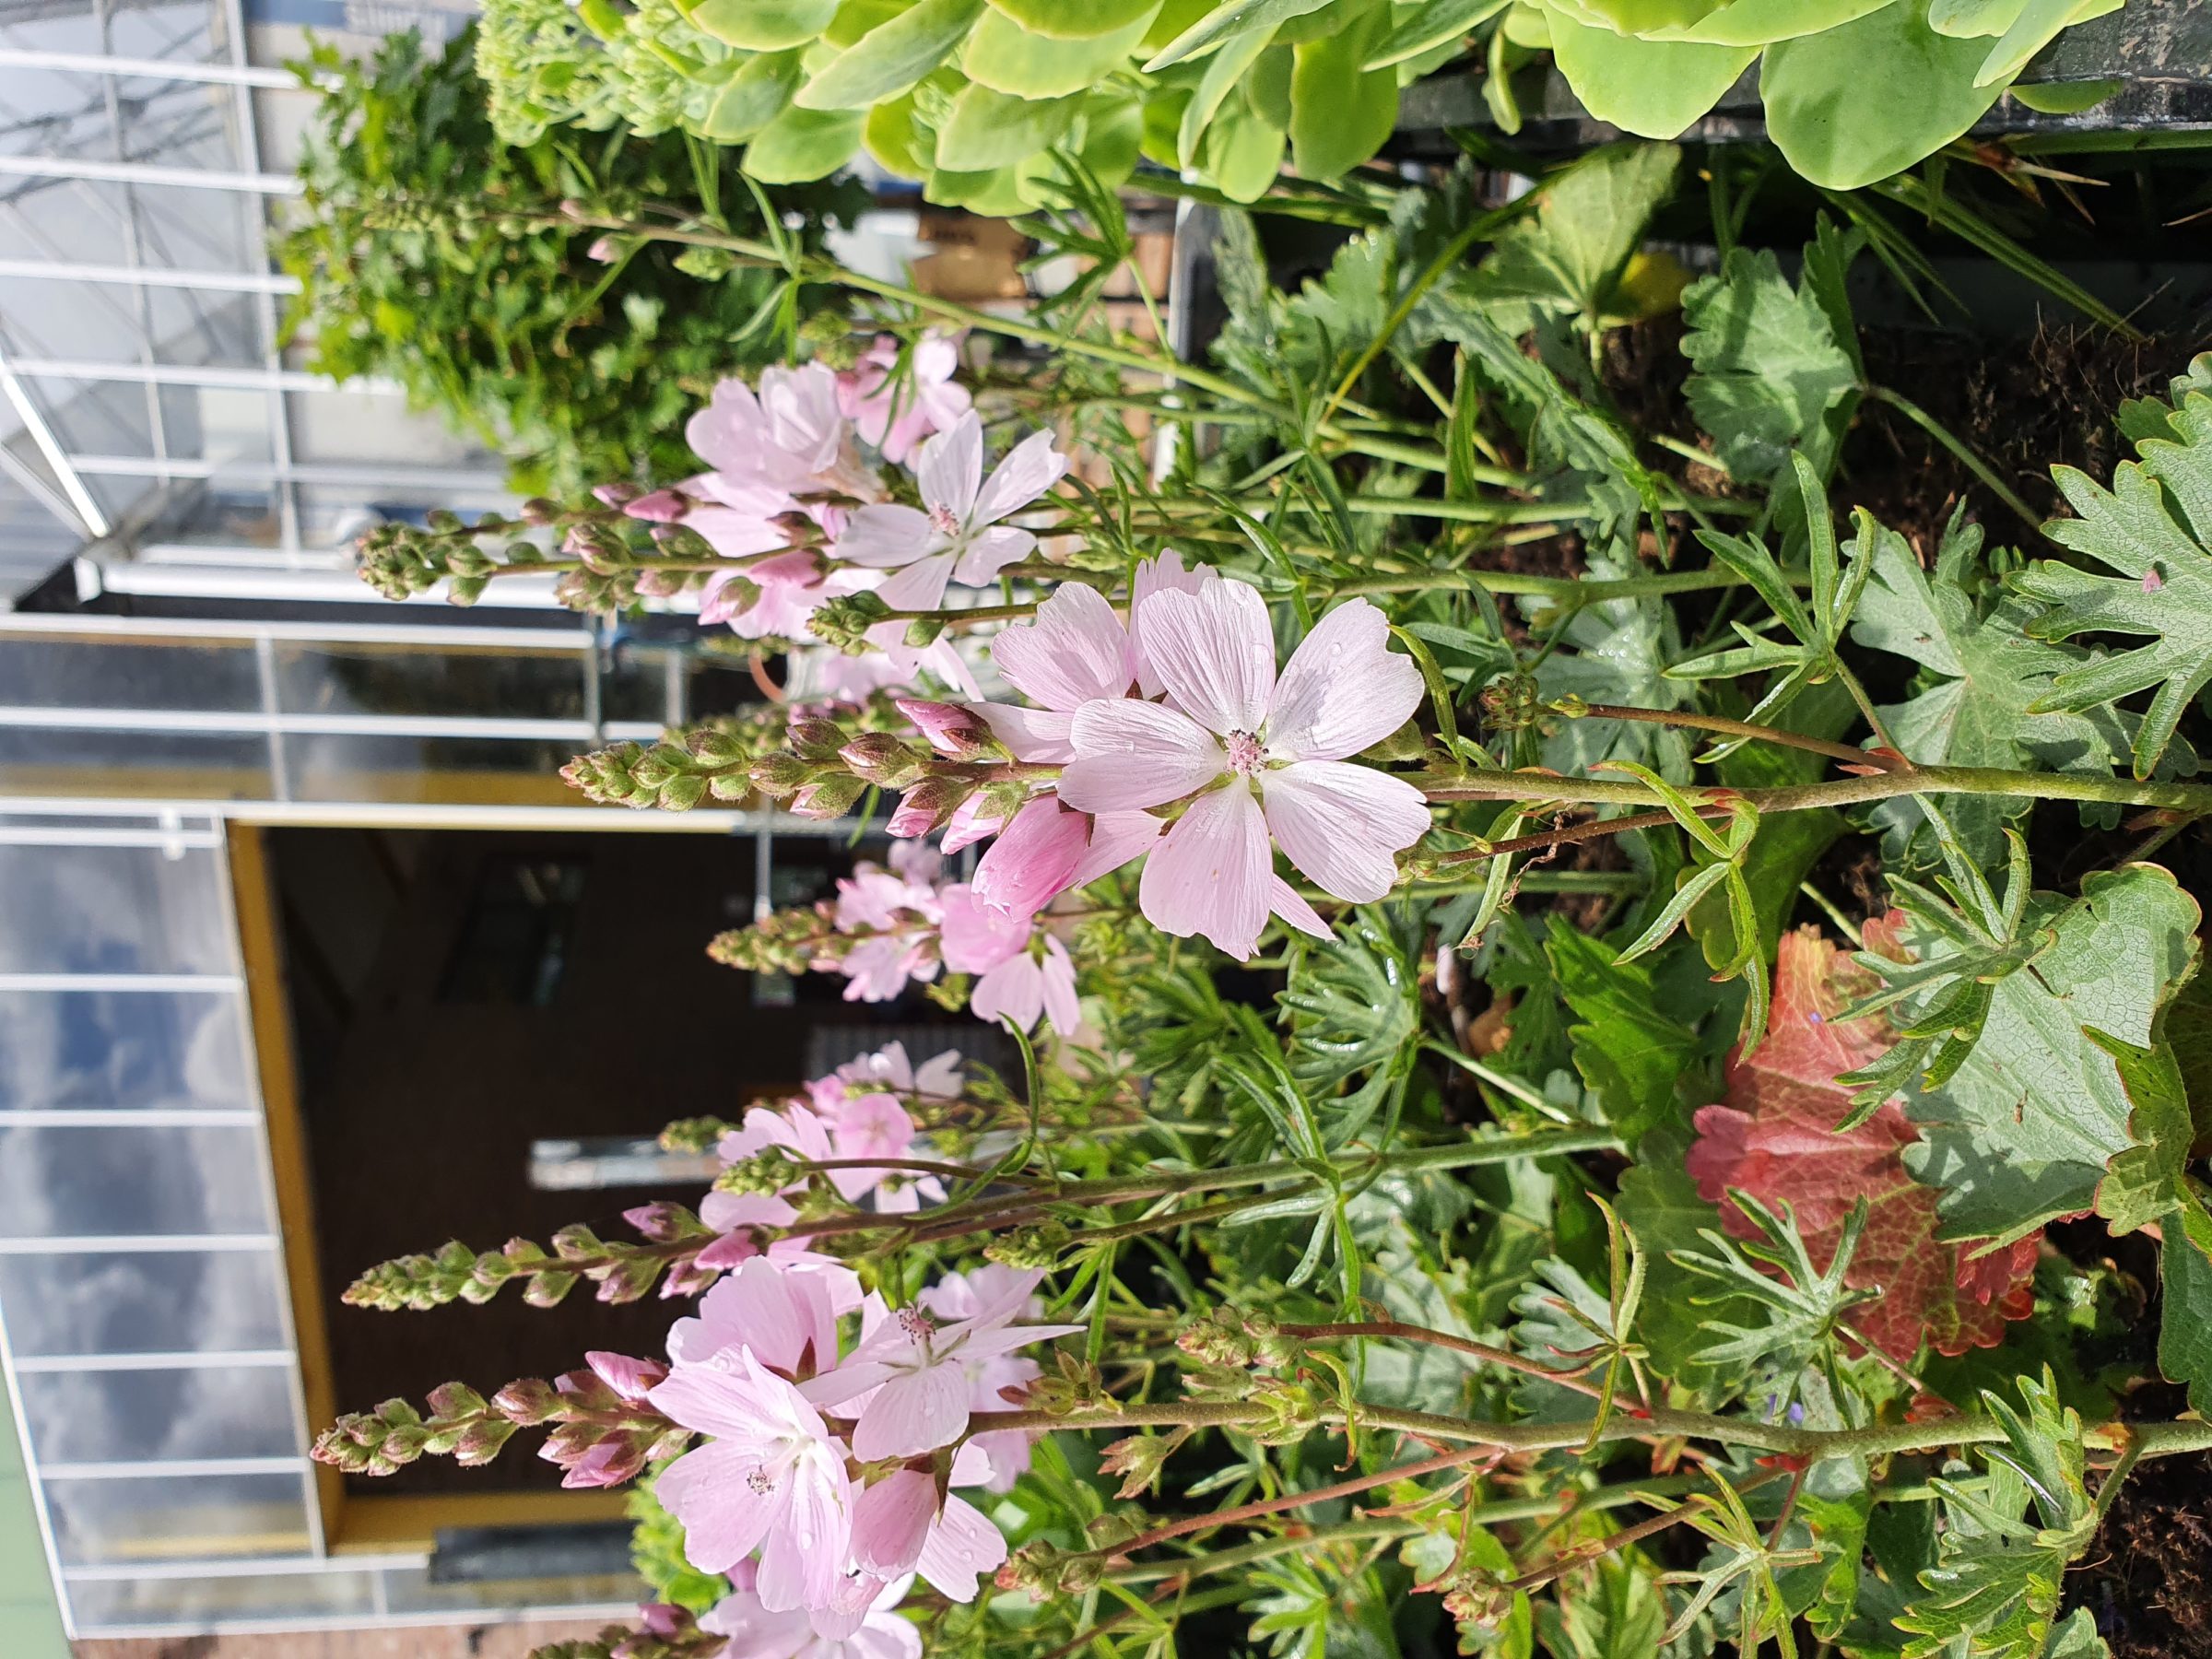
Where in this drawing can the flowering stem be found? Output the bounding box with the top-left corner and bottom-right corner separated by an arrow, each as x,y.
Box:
1419,763 -> 2212,830
774,1126 -> 1620,1248
968,1399 -> 2212,1465
1564,703 -> 1908,771
1276,1321 -> 1608,1401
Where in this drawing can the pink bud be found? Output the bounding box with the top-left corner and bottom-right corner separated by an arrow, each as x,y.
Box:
2145,566 -> 2165,593
586,1350 -> 668,1404
624,488 -> 689,524
593,482 -> 641,506
896,697 -> 994,758
587,236 -> 618,263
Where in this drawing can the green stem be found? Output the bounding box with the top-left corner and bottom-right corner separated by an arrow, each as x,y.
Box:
966,1400 -> 2212,1466
1419,763 -> 2212,821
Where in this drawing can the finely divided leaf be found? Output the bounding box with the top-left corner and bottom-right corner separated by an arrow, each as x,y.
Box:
1681,244 -> 1860,486
2017,385 -> 2212,775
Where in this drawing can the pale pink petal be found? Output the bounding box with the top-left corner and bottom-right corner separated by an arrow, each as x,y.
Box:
971,429 -> 1067,525
871,552 -> 954,616
1269,877 -> 1334,941
1038,937 -> 1081,1037
916,414 -> 982,524
1131,549 -> 1219,700
852,1364 -> 973,1460
975,702 -> 1074,763
686,505 -> 793,559
700,1585 -> 813,1655
1259,760 -> 1430,902
991,583 -> 1135,713
687,379 -> 767,477
837,505 -> 935,569
1071,808 -> 1164,886
1137,782 -> 1270,959
937,883 -> 1031,975
942,791 -> 1013,854
649,1361 -> 776,1442
849,1611 -> 924,1659
665,1259 -> 818,1373
972,798 -> 1088,917
970,955 -> 1044,1031
804,1572 -> 894,1643
950,524 -> 1036,587
1137,581 -> 1277,735
917,1492 -> 1006,1602
756,1458 -> 853,1612
852,1469 -> 936,1577
1060,700 -> 1224,813
913,1051 -> 963,1100
1265,599 -> 1425,761
654,1441 -> 777,1573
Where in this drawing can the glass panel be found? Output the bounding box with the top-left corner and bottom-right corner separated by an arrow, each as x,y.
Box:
0,727 -> 275,802
0,844 -> 234,975
69,1568 -> 382,1632
19,1366 -> 300,1464
286,733 -> 581,803
0,1249 -> 287,1357
0,637 -> 261,712
43,1473 -> 311,1567
380,1564 -> 643,1615
0,1124 -> 271,1237
0,990 -> 251,1112
274,643 -> 592,723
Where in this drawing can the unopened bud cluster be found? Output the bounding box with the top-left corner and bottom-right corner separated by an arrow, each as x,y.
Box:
344,1206 -> 717,1312
527,1606 -> 727,1659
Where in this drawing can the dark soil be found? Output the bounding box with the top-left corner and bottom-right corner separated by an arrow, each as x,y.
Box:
2072,1446 -> 2212,1658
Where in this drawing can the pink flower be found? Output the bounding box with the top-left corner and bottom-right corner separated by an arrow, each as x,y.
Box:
688,365 -> 873,500
701,1571 -> 921,1659
831,1041 -> 961,1107
836,413 -> 1065,588
849,1454 -> 1006,1601
692,1188 -> 862,1295
1130,549 -> 1217,699
937,886 -> 1080,1037
1058,584 -> 1428,959
971,937 -> 1080,1037
919,1268 -> 1054,1488
667,1258 -> 847,1376
828,1092 -> 942,1213
941,791 -> 1011,854
801,1274 -> 1078,1462
839,334 -> 972,465
981,582 -> 1136,762
651,1347 -> 854,1610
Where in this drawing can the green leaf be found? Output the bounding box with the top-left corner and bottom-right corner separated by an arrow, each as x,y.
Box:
1548,920 -> 1702,1143
1680,243 -> 1859,487
1888,865 -> 2205,1244
1895,1371 -> 2096,1659
1850,510 -> 2126,867
1616,1124 -> 1760,1394
743,103 -> 865,181
1202,95 -> 1288,202
987,0 -> 1159,37
794,0 -> 986,109
2159,1190 -> 2212,1414
1367,0 -> 1511,66
1144,0 -> 1332,70
2088,1030 -> 2194,1234
679,0 -> 836,49
2016,383 -> 2212,777
963,1 -> 1161,95
699,47 -> 806,141
1545,13 -> 1754,140
1457,141 -> 1682,332
1287,7 -> 1397,182
1656,0 -> 1895,45
1763,0 -> 2010,190
1279,906 -> 1419,1145
935,83 -> 1081,169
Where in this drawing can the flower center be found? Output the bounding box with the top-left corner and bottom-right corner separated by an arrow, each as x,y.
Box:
897,1307 -> 936,1342
927,502 -> 961,536
1224,730 -> 1265,775
747,1465 -> 778,1495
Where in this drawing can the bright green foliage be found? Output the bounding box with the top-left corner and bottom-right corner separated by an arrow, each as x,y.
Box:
470,0 -> 1435,206
1279,908 -> 1421,1144
1549,921 -> 1701,1143
1894,1372 -> 2097,1659
1849,512 -> 2129,867
2159,1193 -> 2212,1413
2018,374 -> 2212,777
1454,143 -> 1680,335
1680,239 -> 1861,487
280,29 -> 859,495
1505,0 -> 2120,189
1865,859 -> 2203,1244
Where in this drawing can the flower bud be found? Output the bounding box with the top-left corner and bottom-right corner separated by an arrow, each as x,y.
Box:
791,773 -> 868,820
839,733 -> 924,788
747,753 -> 812,798
895,698 -> 996,759
886,777 -> 970,838
786,717 -> 847,760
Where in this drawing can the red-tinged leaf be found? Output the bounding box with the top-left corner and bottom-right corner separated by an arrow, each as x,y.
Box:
1685,924 -> 2039,1364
